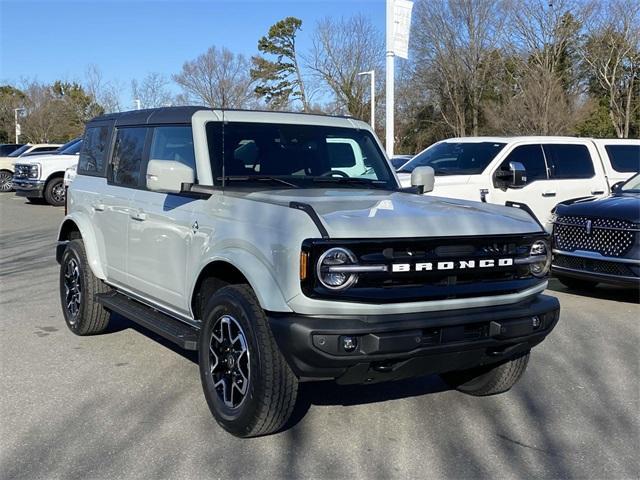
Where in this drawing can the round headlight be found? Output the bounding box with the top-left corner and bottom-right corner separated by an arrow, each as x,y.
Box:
317,247 -> 358,290
529,240 -> 551,277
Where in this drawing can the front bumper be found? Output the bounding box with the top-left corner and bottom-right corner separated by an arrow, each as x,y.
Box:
268,293 -> 559,384
13,179 -> 44,198
552,250 -> 640,287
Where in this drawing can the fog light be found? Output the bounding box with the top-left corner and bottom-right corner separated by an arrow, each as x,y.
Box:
532,316 -> 541,328
342,336 -> 357,352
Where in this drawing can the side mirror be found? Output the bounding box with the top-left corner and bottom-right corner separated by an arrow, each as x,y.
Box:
411,166 -> 435,194
146,160 -> 195,194
496,161 -> 527,189
611,181 -> 624,192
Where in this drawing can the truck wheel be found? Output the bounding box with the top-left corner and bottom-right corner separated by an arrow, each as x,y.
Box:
441,352 -> 530,396
59,239 -> 110,335
0,170 -> 13,192
198,284 -> 298,437
556,275 -> 598,290
44,177 -> 65,206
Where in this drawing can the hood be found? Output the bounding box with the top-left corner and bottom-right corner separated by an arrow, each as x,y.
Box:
396,172 -> 472,190
234,188 -> 542,238
12,153 -> 77,166
557,194 -> 640,224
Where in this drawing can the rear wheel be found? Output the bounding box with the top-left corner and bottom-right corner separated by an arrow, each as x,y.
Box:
556,275 -> 598,290
441,352 -> 530,396
198,284 -> 298,437
44,177 -> 65,206
59,239 -> 110,335
0,170 -> 13,192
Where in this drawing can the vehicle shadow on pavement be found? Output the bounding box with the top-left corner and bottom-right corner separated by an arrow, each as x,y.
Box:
547,277 -> 640,304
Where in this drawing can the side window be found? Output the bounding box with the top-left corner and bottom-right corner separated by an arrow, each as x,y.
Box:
605,145 -> 640,173
327,140 -> 357,169
544,144 -> 594,179
32,146 -> 58,153
500,144 -> 548,183
109,127 -> 148,187
78,126 -> 110,176
149,126 -> 196,171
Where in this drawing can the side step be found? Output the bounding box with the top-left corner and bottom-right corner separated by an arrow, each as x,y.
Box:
96,292 -> 199,350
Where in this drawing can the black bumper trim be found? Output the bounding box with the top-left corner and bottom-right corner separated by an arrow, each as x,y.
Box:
552,265 -> 640,287
268,294 -> 559,384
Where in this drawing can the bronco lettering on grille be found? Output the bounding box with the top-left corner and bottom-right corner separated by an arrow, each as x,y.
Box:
391,258 -> 514,273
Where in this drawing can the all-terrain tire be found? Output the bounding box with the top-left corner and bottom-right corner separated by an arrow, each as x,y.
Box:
44,177 -> 65,206
198,284 -> 298,437
441,352 -> 530,396
556,275 -> 598,291
59,239 -> 110,335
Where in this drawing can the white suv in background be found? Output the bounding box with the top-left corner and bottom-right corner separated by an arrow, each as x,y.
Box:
13,139 -> 82,205
397,137 -> 640,227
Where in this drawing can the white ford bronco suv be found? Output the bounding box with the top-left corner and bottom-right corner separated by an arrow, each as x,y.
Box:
56,107 -> 560,437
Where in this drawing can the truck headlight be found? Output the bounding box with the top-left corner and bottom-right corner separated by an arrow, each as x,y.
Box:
28,164 -> 40,179
529,240 -> 551,277
317,247 -> 358,290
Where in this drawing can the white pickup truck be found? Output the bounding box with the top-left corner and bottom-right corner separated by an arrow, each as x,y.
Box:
13,139 -> 82,205
397,137 -> 640,227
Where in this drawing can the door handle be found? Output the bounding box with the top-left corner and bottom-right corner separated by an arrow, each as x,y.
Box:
542,191 -> 556,197
131,211 -> 147,221
591,190 -> 604,195
92,203 -> 105,212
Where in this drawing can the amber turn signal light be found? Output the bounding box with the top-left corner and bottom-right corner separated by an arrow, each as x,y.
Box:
300,251 -> 309,280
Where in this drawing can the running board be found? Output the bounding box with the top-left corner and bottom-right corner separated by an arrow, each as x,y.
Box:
96,292 -> 198,350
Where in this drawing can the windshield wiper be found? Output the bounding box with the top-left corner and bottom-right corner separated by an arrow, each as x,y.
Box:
218,176 -> 300,188
311,177 -> 389,188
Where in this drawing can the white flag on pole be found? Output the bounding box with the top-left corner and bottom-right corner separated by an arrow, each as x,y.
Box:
393,0 -> 413,59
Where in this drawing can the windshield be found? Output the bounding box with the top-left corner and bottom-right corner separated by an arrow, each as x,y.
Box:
399,141 -> 506,175
8,145 -> 30,157
60,139 -> 82,155
56,138 -> 80,153
206,122 -> 396,189
621,174 -> 640,192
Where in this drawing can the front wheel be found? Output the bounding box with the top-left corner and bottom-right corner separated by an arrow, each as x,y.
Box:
441,352 -> 530,396
44,177 -> 65,206
0,170 -> 13,192
198,284 -> 298,437
59,239 -> 111,335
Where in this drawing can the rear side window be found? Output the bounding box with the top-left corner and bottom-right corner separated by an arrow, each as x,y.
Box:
500,144 -> 548,183
605,145 -> 640,173
544,144 -> 594,179
149,126 -> 195,170
78,126 -> 110,175
109,127 -> 148,187
31,146 -> 58,153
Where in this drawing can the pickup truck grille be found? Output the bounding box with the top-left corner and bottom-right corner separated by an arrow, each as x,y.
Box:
553,216 -> 638,257
302,234 -> 546,303
13,164 -> 31,179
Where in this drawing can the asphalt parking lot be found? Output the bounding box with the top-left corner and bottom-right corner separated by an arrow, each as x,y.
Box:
1,191 -> 638,480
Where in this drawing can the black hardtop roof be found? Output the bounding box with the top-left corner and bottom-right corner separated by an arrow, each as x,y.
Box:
88,106 -> 354,127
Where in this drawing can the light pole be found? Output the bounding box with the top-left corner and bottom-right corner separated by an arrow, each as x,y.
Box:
357,70 -> 375,130
385,0 -> 395,157
14,108 -> 26,144
135,99 -> 141,110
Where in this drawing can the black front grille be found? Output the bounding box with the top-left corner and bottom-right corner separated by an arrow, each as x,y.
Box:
553,254 -> 636,278
13,164 -> 30,180
553,216 -> 638,257
303,234 -> 547,303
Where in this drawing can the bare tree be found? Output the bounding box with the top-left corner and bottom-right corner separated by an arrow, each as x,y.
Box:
173,46 -> 256,108
84,64 -> 122,113
412,0 -> 508,136
131,72 -> 174,109
580,0 -> 640,138
307,15 -> 383,119
505,0 -> 593,134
